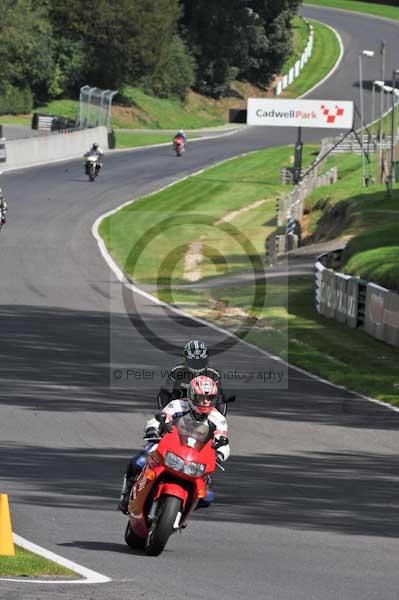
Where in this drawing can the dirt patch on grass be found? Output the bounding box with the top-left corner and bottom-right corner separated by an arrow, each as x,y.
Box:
184,242 -> 204,282
183,199 -> 269,281
216,199 -> 267,225
206,299 -> 277,331
302,200 -> 353,245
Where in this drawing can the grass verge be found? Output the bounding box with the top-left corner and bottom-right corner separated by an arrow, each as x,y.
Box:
99,144 -> 318,284
0,546 -> 75,578
114,130 -> 201,149
0,115 -> 32,127
282,19 -> 341,98
33,99 -> 79,121
305,0 -> 399,21
115,131 -> 178,148
158,278 -> 399,405
281,16 -> 310,77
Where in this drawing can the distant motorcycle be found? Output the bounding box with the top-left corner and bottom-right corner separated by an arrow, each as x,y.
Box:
173,136 -> 185,157
84,154 -> 101,181
0,210 -> 7,232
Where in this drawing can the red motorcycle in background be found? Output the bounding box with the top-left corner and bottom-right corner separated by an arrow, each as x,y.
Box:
173,135 -> 185,157
124,414 -> 228,556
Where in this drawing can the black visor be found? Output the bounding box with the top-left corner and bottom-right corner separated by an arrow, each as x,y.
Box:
186,357 -> 208,371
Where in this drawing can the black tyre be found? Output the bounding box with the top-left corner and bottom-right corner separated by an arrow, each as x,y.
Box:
89,164 -> 96,182
124,521 -> 145,550
145,495 -> 182,556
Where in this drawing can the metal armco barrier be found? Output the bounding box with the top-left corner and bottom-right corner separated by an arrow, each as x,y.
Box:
315,253 -> 399,347
275,22 -> 313,96
347,278 -> 367,328
37,115 -> 53,131
365,283 -> 399,347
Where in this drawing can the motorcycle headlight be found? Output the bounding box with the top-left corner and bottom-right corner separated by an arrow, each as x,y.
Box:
183,462 -> 206,477
165,452 -> 184,471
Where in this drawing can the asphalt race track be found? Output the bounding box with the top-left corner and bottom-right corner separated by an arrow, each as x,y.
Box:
1,7 -> 399,600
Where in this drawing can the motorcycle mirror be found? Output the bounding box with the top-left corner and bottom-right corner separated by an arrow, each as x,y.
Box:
212,435 -> 229,450
226,395 -> 236,404
155,412 -> 166,424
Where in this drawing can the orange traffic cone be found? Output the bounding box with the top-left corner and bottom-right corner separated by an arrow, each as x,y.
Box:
0,494 -> 15,556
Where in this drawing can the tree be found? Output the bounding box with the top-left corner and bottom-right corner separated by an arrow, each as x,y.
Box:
49,0 -> 193,97
180,0 -> 301,96
0,0 -> 55,103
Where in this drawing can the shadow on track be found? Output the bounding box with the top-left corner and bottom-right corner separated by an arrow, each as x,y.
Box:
2,443 -> 399,538
0,304 -> 398,427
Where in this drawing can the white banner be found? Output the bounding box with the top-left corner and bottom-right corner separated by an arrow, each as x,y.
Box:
247,98 -> 354,129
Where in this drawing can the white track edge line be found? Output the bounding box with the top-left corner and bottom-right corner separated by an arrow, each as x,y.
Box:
0,533 -> 112,585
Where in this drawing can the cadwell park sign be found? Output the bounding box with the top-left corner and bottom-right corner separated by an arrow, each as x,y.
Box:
247,98 -> 354,129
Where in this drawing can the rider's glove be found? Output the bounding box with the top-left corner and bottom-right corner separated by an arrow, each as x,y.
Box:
143,426 -> 160,442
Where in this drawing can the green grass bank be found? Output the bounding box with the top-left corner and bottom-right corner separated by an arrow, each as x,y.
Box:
282,19 -> 341,98
304,153 -> 399,291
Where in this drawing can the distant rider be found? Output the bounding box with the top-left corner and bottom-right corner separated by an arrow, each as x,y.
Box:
173,130 -> 187,148
176,130 -> 187,143
0,188 -> 8,224
84,142 -> 103,174
118,375 -> 230,514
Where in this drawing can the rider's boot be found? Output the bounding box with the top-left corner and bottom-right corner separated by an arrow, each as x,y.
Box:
195,478 -> 215,510
118,453 -> 148,514
118,475 -> 133,514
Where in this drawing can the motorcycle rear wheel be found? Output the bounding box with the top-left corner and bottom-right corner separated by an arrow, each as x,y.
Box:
145,495 -> 182,556
124,521 -> 145,550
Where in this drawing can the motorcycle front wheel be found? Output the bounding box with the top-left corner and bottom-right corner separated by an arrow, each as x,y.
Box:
89,164 -> 96,181
145,495 -> 182,556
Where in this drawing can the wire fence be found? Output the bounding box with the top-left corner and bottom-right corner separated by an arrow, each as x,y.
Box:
77,86 -> 117,130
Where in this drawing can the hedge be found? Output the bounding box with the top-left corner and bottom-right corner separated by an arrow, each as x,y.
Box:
0,84 -> 33,115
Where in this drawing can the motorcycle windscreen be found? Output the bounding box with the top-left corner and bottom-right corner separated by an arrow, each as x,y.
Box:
174,414 -> 211,451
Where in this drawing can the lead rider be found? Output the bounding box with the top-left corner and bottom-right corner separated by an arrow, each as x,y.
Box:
118,375 -> 230,514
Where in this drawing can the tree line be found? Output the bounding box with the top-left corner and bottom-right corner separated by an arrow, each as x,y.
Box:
0,0 -> 301,114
